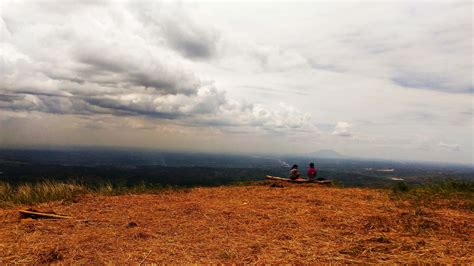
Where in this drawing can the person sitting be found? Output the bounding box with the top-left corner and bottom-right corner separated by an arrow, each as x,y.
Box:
307,162 -> 326,181
289,164 -> 301,180
307,162 -> 317,180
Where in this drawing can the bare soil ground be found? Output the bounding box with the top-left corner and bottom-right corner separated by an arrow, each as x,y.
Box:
0,183 -> 472,264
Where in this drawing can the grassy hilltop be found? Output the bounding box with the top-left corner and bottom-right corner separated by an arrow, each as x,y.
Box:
0,181 -> 472,264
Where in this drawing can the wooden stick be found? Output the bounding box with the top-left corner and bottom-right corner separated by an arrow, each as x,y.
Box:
139,250 -> 152,265
19,210 -> 72,219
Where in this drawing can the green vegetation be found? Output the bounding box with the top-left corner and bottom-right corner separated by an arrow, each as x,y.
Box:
391,181 -> 410,193
392,179 -> 473,198
390,179 -> 474,210
0,181 -> 190,206
1,179 -> 472,207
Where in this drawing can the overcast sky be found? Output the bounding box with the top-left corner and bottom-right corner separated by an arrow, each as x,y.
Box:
0,0 -> 472,164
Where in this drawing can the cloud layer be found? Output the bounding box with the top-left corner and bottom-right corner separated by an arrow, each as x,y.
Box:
0,1 -> 472,164
0,1 -> 311,133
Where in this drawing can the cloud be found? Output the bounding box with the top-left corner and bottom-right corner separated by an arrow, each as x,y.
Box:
438,142 -> 460,151
129,2 -> 219,60
0,1 -> 471,164
161,17 -> 219,59
0,1 -> 311,134
296,1 -> 472,93
332,122 -> 352,137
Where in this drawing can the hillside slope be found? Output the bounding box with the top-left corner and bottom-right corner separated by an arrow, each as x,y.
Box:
0,184 -> 472,263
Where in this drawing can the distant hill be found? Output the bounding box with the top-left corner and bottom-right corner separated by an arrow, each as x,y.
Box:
305,149 -> 347,159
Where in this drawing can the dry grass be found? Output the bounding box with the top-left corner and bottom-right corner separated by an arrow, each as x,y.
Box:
0,181 -> 171,206
0,181 -> 86,206
0,182 -> 472,264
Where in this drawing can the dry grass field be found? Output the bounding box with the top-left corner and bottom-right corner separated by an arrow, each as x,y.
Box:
0,183 -> 472,264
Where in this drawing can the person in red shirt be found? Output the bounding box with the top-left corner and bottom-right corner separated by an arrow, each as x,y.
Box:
307,162 -> 317,180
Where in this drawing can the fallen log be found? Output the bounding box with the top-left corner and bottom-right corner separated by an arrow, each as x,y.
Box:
265,175 -> 332,185
19,209 -> 72,219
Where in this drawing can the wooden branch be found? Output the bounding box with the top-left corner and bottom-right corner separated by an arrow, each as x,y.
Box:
19,209 -> 72,219
265,175 -> 332,184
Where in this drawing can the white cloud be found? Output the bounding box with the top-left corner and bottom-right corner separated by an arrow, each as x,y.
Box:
438,142 -> 460,151
0,1 -> 311,134
332,122 -> 352,137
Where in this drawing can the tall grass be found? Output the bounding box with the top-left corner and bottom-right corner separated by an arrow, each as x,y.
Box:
0,180 -> 188,206
0,181 -> 87,205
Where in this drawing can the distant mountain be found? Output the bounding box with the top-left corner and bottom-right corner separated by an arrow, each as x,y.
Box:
305,149 -> 347,159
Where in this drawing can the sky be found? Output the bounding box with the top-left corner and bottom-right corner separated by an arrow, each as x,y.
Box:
0,0 -> 472,164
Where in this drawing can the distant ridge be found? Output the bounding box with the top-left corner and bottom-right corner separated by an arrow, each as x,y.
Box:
305,149 -> 347,159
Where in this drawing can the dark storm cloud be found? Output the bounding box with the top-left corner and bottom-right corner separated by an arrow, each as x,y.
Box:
127,72 -> 185,94
0,93 -> 100,115
42,73 -> 86,85
5,89 -> 69,98
162,21 -> 219,59
78,55 -> 128,74
83,97 -> 183,119
1,4 -> 213,120
129,2 -> 219,60
0,91 -> 187,119
0,94 -> 23,102
74,50 -> 199,95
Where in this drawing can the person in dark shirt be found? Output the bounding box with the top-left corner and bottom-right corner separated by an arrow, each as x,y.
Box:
289,164 -> 300,180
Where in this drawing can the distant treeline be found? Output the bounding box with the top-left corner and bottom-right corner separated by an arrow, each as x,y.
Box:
1,163 -> 403,188
1,148 -> 472,188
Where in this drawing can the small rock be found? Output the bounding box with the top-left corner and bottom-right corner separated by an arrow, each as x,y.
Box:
127,222 -> 138,228
270,183 -> 284,188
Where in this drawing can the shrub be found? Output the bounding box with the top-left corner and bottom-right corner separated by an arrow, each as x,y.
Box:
390,179 -> 474,210
392,181 -> 410,193
421,179 -> 473,196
